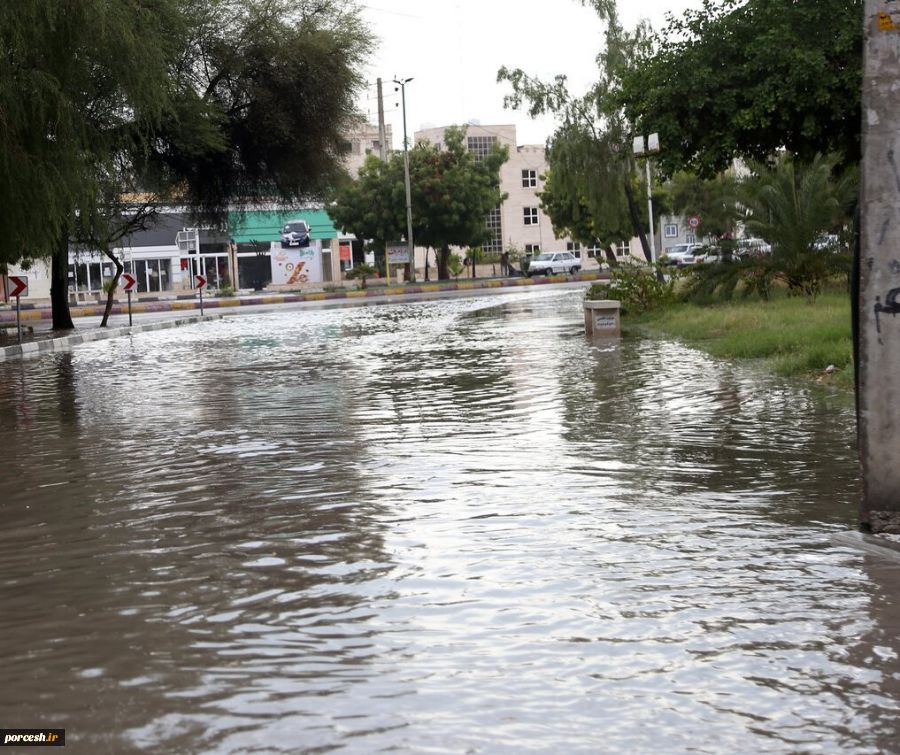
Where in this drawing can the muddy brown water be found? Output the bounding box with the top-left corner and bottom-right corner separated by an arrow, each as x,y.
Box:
1,290 -> 897,754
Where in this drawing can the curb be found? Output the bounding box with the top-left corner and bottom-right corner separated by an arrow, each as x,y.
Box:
0,273 -> 604,322
0,315 -> 222,362
831,530 -> 900,562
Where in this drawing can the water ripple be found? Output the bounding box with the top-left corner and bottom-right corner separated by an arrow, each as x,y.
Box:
0,291 -> 895,754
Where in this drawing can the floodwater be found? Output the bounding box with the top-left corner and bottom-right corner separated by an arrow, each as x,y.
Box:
0,290 -> 897,754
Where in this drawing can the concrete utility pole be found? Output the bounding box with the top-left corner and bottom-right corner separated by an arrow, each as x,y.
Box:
394,77 -> 415,283
859,1 -> 900,534
377,78 -> 387,162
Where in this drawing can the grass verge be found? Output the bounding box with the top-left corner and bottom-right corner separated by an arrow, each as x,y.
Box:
629,291 -> 854,391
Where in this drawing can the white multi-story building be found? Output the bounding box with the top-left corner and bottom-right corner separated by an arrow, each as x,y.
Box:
413,123 -> 642,271
341,122 -> 394,177
414,123 -> 572,258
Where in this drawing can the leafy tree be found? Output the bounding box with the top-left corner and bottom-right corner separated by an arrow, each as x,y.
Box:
153,0 -> 373,217
329,126 -> 508,280
621,0 -> 862,177
1,0 -> 373,329
409,126 -> 508,279
498,6 -> 658,265
0,0 -> 184,328
327,154 -> 406,268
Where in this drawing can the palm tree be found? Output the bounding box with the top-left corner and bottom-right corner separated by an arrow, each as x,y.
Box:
740,153 -> 857,298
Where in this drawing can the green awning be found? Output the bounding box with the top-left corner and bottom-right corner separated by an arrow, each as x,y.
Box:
228,209 -> 339,243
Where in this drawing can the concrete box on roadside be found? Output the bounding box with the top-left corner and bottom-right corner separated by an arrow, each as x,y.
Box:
584,299 -> 621,337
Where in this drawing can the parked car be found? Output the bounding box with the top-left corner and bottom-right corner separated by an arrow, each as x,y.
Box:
660,243 -> 704,266
813,234 -> 841,252
736,238 -> 772,259
695,247 -> 722,264
280,219 -> 311,247
526,251 -> 581,276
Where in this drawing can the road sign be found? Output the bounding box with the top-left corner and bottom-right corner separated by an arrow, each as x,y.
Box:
121,273 -> 137,292
6,275 -> 27,298
195,274 -> 207,289
688,215 -> 702,229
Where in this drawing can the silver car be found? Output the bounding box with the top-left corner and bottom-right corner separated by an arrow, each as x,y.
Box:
661,243 -> 703,266
526,251 -> 581,276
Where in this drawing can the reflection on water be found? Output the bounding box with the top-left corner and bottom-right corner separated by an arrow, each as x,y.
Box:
0,290 -> 896,753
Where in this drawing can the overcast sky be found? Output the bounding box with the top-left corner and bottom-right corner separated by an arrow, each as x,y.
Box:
358,0 -> 702,148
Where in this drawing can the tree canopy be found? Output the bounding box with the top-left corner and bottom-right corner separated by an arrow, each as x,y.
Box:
328,126 -> 508,279
0,0 -> 182,270
0,0 -> 374,326
620,0 -> 862,177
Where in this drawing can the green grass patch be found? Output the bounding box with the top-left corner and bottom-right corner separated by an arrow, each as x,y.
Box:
630,291 -> 854,390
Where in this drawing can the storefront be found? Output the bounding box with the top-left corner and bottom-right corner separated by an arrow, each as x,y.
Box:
228,208 -> 345,288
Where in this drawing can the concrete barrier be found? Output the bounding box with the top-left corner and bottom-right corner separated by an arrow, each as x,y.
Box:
584,299 -> 621,337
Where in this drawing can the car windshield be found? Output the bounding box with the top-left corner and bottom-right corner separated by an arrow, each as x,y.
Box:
284,222 -> 308,233
533,253 -> 554,261
668,245 -> 689,254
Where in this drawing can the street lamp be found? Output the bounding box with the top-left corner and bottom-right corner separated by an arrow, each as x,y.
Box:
633,133 -> 660,265
394,77 -> 415,283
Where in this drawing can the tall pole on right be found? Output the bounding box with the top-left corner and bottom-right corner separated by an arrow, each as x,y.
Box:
859,2 -> 900,534
645,158 -> 656,266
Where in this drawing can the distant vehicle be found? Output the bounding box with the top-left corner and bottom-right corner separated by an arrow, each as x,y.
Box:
661,243 -> 704,266
695,247 -> 723,264
526,251 -> 581,276
736,238 -> 772,259
280,220 -> 311,248
813,234 -> 841,252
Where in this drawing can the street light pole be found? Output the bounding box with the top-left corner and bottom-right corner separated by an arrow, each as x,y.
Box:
394,77 -> 415,283
633,133 -> 660,265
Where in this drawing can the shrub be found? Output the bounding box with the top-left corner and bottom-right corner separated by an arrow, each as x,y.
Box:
448,253 -> 464,279
345,262 -> 377,289
587,258 -> 677,314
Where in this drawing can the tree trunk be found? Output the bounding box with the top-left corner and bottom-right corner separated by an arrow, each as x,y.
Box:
100,250 -> 124,327
623,179 -> 652,265
624,179 -> 664,281
437,245 -> 451,280
51,230 -> 74,331
605,245 -> 618,267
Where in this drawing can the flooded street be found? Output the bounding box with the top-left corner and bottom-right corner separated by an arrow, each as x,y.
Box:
1,290 -> 897,753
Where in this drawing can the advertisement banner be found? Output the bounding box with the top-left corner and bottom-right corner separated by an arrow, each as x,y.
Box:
388,244 -> 410,264
270,241 -> 323,285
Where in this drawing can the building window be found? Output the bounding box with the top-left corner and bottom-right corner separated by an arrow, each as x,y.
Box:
686,233 -> 697,244
586,242 -> 604,258
467,135 -> 497,161
523,207 -> 539,226
525,244 -> 541,254
616,240 -> 630,257
522,169 -> 537,188
484,207 -> 503,253
664,223 -> 678,238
